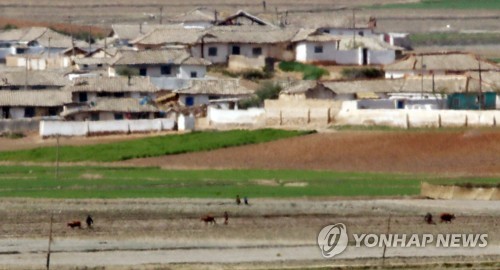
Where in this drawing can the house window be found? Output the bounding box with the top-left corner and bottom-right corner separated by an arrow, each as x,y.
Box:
114,93 -> 125,98
323,29 -> 330,33
314,46 -> 323,53
185,96 -> 194,106
79,92 -> 88,102
48,107 -> 58,116
231,46 -> 240,55
24,107 -> 35,118
114,113 -> 124,120
358,31 -> 364,36
161,65 -> 172,75
139,68 -> 147,76
190,71 -> 198,78
90,113 -> 99,121
97,64 -> 103,68
16,48 -> 25,54
208,47 -> 218,56
83,64 -> 89,69
252,47 -> 262,56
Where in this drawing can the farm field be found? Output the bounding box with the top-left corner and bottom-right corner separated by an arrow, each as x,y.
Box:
1,165 -> 498,199
0,129 -> 499,268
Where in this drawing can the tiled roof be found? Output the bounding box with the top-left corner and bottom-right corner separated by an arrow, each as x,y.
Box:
0,71 -> 69,87
169,7 -> 216,23
175,79 -> 254,95
112,48 -> 190,65
65,76 -> 159,93
0,90 -> 71,106
131,27 -> 205,45
385,52 -> 500,71
204,25 -> 298,44
111,24 -> 179,40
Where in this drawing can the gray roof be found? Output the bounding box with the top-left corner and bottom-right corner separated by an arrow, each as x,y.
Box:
112,48 -> 208,66
204,25 -> 298,44
175,79 -> 253,95
217,10 -> 275,27
0,27 -> 88,48
321,76 -> 494,94
169,7 -> 216,23
74,57 -> 116,66
111,24 -> 179,41
131,27 -> 205,46
385,52 -> 500,71
292,29 -> 340,43
274,11 -> 372,29
0,71 -> 69,87
65,77 -> 159,93
62,97 -> 159,116
280,80 -> 317,94
0,90 -> 71,106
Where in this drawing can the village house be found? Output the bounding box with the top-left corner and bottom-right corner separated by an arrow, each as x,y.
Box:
279,75 -> 496,110
174,79 -> 254,108
60,76 -> 163,121
0,71 -> 70,119
109,48 -> 211,79
216,10 -> 275,27
0,27 -> 88,63
384,52 -> 500,79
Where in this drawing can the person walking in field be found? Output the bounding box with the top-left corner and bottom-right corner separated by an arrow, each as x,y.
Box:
86,215 -> 94,229
236,195 -> 241,205
224,211 -> 229,225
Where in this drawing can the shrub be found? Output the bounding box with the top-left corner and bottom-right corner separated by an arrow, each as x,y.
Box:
115,66 -> 139,77
238,81 -> 282,109
278,61 -> 329,80
220,69 -> 273,81
341,68 -> 384,79
2,24 -> 17,31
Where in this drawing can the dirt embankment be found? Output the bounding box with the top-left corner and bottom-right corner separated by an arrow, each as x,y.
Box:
124,130 -> 500,176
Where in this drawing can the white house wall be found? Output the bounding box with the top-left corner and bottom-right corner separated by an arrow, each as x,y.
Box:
324,28 -> 374,37
178,65 -> 207,78
192,43 -> 229,64
368,50 -> 395,65
178,94 -> 209,106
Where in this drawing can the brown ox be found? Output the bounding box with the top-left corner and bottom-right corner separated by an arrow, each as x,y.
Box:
67,221 -> 82,229
201,215 -> 216,225
440,213 -> 455,223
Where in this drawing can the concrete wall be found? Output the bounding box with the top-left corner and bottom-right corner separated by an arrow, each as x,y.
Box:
178,114 -> 195,131
227,55 -> 266,72
264,99 -> 342,126
178,65 -> 207,79
368,50 -> 395,65
40,119 -> 176,137
335,103 -> 500,128
208,107 -> 265,125
0,119 -> 40,133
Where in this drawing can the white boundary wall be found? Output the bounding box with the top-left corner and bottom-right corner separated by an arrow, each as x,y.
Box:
40,119 -> 175,137
336,102 -> 499,128
208,107 -> 265,125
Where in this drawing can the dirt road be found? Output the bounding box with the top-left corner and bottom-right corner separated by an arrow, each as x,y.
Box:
0,198 -> 498,269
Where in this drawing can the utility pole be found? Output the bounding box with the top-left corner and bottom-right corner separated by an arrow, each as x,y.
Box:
352,9 -> 356,44
55,135 -> 60,181
88,25 -> 92,53
478,60 -> 483,110
46,213 -> 54,270
420,55 -> 426,99
382,216 -> 392,266
159,6 -> 163,25
68,16 -> 75,57
24,56 -> 28,90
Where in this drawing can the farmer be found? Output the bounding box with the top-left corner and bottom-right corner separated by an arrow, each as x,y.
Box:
86,215 -> 94,228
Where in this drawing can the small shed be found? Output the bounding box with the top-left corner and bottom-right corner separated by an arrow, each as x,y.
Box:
447,92 -> 496,110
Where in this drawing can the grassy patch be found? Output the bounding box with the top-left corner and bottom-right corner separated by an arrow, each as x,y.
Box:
0,129 -> 312,163
279,61 -> 329,80
238,81 -> 282,109
489,58 -> 500,63
410,32 -> 500,46
0,165 -> 496,199
371,0 -> 500,9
